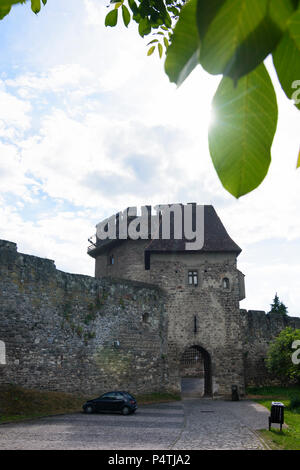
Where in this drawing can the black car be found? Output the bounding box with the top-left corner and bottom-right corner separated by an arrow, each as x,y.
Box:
83,391 -> 137,415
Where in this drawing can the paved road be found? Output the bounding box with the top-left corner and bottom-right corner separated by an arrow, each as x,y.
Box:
0,399 -> 270,450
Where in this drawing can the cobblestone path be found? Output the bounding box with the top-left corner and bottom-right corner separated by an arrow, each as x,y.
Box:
0,399 -> 270,450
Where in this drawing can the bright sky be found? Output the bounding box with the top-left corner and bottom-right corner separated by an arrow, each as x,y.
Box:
0,0 -> 299,316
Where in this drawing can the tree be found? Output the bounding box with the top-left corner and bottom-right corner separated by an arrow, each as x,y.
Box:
1,1 -> 300,199
269,293 -> 288,316
266,327 -> 300,385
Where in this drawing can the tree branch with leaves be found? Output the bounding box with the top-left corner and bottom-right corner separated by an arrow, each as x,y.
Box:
1,0 -> 299,199
105,0 -> 300,198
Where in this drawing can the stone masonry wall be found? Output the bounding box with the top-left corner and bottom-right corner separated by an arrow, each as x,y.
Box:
240,309 -> 300,387
1,238 -> 300,398
95,239 -> 151,282
0,240 -> 167,397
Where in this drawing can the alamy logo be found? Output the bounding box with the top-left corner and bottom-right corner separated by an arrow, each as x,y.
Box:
291,80 -> 300,105
96,204 -> 205,250
292,340 -> 300,365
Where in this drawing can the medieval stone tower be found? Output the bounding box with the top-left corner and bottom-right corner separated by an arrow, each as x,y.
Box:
88,204 -> 246,397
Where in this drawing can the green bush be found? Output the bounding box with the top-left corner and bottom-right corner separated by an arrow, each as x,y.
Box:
266,327 -> 300,385
289,395 -> 300,412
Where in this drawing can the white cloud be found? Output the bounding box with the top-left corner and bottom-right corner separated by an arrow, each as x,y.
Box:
6,64 -> 96,97
0,202 -> 96,275
240,263 -> 300,316
0,86 -> 31,138
0,0 -> 299,317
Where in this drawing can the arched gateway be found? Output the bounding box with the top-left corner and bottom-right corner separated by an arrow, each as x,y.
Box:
180,345 -> 212,397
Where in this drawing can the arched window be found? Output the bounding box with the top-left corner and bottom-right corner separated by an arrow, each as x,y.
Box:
223,277 -> 230,289
0,340 -> 6,365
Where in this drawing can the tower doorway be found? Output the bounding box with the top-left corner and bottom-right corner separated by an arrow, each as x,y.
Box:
180,345 -> 212,397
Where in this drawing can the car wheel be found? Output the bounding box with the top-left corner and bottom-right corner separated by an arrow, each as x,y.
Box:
85,405 -> 94,414
122,406 -> 130,415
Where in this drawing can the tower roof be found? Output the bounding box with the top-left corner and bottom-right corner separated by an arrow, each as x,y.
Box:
144,205 -> 241,254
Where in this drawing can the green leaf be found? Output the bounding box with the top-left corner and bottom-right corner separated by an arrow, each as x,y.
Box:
42,0 -> 47,5
122,4 -> 130,27
105,9 -> 118,27
158,42 -> 163,58
297,149 -> 300,169
31,0 -> 41,14
147,45 -> 156,56
196,0 -> 296,80
165,0 -> 199,86
163,36 -> 169,48
128,0 -> 138,15
208,64 -> 278,198
273,8 -> 300,110
0,1 -> 23,20
0,6 -> 11,19
138,17 -> 151,37
147,39 -> 159,45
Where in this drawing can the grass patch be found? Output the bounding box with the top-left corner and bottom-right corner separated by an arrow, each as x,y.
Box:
0,385 -> 181,424
246,386 -> 300,450
246,385 -> 300,399
0,384 -> 89,424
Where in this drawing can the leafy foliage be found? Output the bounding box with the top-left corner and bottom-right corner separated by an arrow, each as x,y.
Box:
289,394 -> 300,410
0,0 -> 47,20
269,293 -> 288,316
105,0 -> 300,198
266,327 -> 300,385
106,1 -> 186,57
1,1 -> 299,198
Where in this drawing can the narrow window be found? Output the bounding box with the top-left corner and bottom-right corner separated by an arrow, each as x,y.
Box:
109,254 -> 115,265
142,312 -> 149,323
194,315 -> 197,333
223,277 -> 230,289
188,270 -> 198,286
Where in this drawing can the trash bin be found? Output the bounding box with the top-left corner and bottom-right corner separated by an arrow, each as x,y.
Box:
269,402 -> 284,431
231,385 -> 239,401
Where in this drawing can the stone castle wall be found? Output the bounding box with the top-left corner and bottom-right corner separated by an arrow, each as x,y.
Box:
1,239 -> 300,397
0,240 -> 167,397
240,309 -> 300,386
